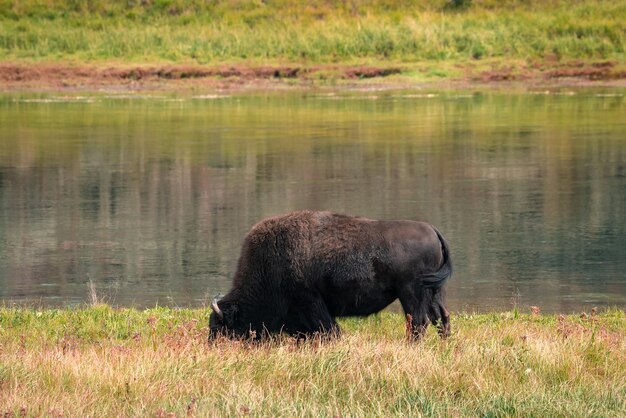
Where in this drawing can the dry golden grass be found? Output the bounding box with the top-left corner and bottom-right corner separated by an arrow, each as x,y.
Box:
0,306 -> 624,416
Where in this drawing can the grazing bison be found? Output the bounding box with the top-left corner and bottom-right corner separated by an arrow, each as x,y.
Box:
209,210 -> 452,340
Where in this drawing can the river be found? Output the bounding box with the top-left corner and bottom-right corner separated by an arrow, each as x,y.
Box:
1,89 -> 624,312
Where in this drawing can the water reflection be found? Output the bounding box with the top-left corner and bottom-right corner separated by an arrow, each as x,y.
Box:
0,91 -> 624,312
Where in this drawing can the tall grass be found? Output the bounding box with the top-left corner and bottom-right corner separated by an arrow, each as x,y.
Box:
0,1 -> 624,64
1,306 -> 624,416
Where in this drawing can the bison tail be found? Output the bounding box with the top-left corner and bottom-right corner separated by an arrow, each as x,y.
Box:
419,226 -> 453,289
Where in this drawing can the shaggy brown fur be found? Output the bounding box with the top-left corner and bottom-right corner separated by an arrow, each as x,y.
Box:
209,211 -> 452,340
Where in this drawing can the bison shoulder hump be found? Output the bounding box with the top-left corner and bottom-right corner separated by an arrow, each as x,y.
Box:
246,211 -> 316,245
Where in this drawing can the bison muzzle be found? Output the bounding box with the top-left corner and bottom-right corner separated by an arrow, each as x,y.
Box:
209,210 -> 452,340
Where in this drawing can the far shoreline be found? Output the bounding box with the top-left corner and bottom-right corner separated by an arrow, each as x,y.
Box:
1,61 -> 625,94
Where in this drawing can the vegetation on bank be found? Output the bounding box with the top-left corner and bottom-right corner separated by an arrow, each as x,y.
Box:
0,0 -> 624,69
0,306 -> 624,416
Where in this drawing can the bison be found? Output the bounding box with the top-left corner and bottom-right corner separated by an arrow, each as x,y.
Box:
209,210 -> 452,340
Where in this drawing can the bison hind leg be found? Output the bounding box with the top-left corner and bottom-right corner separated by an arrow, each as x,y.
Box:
425,291 -> 450,338
400,285 -> 450,341
437,303 -> 451,338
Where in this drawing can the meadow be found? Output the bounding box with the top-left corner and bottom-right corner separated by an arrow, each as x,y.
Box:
1,306 -> 624,416
0,0 -> 624,77
1,2 -> 625,416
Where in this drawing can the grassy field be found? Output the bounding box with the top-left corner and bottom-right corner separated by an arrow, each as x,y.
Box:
0,306 -> 624,417
0,0 -> 624,69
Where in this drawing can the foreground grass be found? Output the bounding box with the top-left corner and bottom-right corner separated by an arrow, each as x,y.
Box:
0,307 -> 624,416
0,1 -> 624,68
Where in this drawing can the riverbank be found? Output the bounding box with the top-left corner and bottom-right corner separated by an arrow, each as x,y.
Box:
1,307 -> 624,416
1,60 -> 625,93
1,1 -> 625,92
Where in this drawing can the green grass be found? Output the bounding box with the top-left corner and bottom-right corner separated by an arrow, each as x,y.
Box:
0,306 -> 624,416
0,1 -> 624,66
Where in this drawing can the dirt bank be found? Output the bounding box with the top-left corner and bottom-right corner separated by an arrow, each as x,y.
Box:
1,61 -> 625,93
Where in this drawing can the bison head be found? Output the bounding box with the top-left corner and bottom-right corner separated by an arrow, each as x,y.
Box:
208,298 -> 243,339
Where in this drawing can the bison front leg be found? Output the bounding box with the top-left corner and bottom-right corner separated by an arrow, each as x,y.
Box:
286,291 -> 340,339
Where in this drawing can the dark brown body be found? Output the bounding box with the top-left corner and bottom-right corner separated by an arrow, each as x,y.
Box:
209,210 -> 452,340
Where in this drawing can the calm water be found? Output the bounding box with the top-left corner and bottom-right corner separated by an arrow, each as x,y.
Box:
0,90 -> 625,312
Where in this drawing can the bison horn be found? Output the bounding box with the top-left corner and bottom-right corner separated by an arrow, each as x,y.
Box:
211,299 -> 223,319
